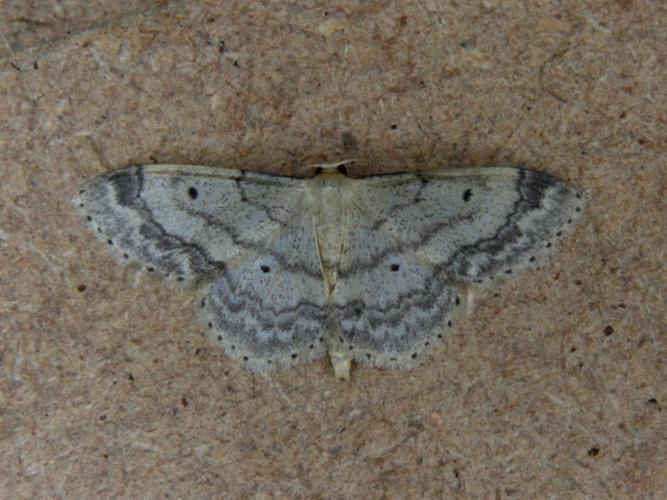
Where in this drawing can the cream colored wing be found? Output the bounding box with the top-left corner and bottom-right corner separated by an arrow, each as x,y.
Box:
353,167 -> 586,284
74,165 -> 329,372
332,167 -> 585,367
73,164 -> 305,286
332,210 -> 466,368
202,210 -> 328,372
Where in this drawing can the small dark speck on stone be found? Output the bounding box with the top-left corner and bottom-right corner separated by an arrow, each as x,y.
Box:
647,398 -> 658,406
604,325 -> 614,336
261,265 -> 270,273
188,187 -> 198,199
77,284 -> 87,293
390,124 -> 398,130
128,373 -> 135,381
462,188 -> 472,202
181,397 -> 188,407
390,263 -> 400,271
341,132 -> 358,151
587,447 -> 600,456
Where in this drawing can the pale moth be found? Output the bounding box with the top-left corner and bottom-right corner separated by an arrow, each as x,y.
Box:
73,162 -> 586,380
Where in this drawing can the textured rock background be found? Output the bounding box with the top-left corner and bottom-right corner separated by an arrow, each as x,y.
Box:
1,1 -> 665,497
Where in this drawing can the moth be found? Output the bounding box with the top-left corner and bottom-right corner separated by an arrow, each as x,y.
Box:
73,163 -> 586,379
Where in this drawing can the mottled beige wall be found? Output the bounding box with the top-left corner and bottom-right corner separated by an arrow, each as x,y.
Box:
1,1 -> 665,498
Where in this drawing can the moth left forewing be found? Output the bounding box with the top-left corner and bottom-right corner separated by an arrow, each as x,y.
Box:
73,165 -> 306,287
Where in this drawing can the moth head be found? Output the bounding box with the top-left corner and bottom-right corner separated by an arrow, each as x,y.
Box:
306,159 -> 356,177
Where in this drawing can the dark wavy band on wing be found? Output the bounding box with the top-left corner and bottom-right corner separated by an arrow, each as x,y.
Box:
77,167 -> 226,281
204,268 -> 328,364
334,267 -> 463,361
444,169 -> 585,280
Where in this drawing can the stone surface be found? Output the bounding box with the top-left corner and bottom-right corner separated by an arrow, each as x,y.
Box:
1,1 -> 665,497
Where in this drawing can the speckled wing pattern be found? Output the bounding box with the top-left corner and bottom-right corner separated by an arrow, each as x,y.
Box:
73,165 -> 328,371
332,167 -> 585,367
354,168 -> 585,283
73,165 -> 585,373
332,209 -> 465,368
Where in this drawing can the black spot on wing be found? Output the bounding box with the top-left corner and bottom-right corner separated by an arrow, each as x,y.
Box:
108,167 -> 143,207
